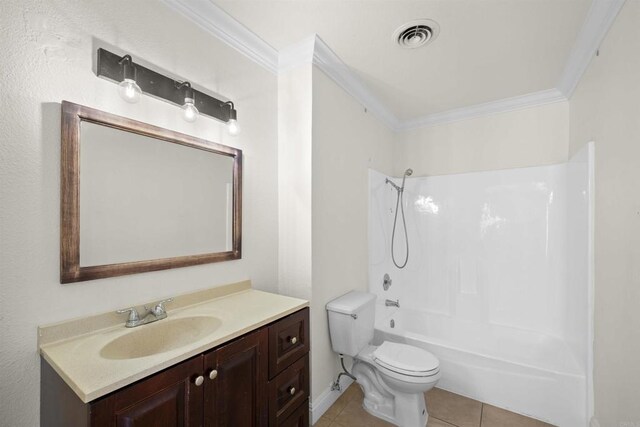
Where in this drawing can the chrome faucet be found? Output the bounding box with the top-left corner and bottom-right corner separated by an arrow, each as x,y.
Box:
116,298 -> 173,328
385,299 -> 400,308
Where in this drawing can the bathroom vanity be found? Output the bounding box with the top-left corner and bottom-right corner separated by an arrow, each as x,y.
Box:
39,282 -> 309,426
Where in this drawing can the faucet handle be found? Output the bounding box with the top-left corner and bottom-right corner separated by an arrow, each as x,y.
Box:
157,298 -> 173,309
149,298 -> 173,316
383,273 -> 392,291
116,307 -> 140,325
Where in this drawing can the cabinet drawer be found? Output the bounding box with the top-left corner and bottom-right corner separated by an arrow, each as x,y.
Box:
268,308 -> 309,378
269,354 -> 309,425
278,399 -> 309,427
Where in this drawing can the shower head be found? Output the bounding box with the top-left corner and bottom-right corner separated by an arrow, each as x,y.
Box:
386,168 -> 414,193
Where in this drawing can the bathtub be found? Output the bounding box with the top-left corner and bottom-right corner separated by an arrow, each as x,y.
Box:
373,305 -> 587,427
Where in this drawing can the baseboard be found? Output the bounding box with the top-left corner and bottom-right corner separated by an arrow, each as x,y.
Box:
309,377 -> 355,425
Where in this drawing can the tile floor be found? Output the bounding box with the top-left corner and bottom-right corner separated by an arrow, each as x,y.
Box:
313,384 -> 554,427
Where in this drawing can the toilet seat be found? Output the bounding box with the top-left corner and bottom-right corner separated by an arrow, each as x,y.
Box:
373,341 -> 440,378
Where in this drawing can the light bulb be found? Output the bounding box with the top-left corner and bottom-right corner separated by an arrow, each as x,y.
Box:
118,78 -> 141,103
227,118 -> 241,136
182,98 -> 199,122
117,56 -> 141,103
224,102 -> 240,136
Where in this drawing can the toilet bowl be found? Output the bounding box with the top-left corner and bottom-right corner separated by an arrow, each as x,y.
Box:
354,343 -> 440,426
326,291 -> 440,427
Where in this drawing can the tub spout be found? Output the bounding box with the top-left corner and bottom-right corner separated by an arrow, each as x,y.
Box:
385,299 -> 400,308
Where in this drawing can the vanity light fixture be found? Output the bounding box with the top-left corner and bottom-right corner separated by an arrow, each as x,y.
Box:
177,81 -> 199,123
117,55 -> 141,103
96,48 -> 239,129
222,101 -> 240,136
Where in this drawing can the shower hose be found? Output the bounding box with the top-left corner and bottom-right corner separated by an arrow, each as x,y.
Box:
391,186 -> 409,269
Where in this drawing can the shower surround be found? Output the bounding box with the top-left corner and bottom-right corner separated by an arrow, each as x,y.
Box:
368,144 -> 593,427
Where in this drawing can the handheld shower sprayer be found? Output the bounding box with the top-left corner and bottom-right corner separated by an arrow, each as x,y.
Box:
385,169 -> 413,192
385,168 -> 413,269
401,168 -> 413,189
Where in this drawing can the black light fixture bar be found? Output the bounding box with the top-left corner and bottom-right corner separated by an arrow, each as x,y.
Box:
96,48 -> 232,122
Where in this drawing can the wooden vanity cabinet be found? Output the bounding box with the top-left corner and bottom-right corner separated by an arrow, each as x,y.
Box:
41,308 -> 309,427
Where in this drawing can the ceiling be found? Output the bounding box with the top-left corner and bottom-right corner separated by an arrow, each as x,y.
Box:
212,0 -> 591,121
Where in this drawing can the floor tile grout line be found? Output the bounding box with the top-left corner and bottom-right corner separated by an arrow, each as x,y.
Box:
431,415 -> 461,427
479,403 -> 485,427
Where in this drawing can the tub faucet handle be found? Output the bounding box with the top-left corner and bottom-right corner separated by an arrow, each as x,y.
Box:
383,273 -> 392,291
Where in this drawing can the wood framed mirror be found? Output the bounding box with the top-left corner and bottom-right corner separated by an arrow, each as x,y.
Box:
60,101 -> 242,283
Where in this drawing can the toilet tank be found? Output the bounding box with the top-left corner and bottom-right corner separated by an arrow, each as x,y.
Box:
326,291 -> 377,357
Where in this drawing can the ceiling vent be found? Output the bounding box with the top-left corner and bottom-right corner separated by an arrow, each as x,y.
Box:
393,19 -> 440,49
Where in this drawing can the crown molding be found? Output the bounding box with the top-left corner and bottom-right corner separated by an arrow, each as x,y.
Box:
557,0 -> 626,97
160,0 -> 279,74
163,0 -> 625,132
278,36 -> 316,72
278,35 -> 401,130
310,36 -> 401,130
399,89 -> 567,131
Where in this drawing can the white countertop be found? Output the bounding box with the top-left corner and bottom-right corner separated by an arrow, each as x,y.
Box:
39,284 -> 308,403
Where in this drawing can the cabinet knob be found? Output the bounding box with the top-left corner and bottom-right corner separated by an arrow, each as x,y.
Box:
289,336 -> 297,344
194,375 -> 204,386
208,369 -> 218,380
289,386 -> 296,395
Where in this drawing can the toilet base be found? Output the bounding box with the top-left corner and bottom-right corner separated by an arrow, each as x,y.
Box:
352,359 -> 431,427
361,389 -> 428,427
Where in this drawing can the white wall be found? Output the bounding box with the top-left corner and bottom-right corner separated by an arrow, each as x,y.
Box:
278,64 -> 314,301
0,1 -> 278,425
310,68 -> 395,402
568,1 -> 640,425
396,101 -> 570,176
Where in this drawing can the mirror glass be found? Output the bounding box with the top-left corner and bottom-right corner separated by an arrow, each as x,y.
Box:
79,122 -> 234,266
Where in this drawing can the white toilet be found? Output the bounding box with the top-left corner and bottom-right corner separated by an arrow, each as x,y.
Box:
326,291 -> 440,427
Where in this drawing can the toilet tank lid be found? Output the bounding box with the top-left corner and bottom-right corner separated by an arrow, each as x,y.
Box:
326,291 -> 376,315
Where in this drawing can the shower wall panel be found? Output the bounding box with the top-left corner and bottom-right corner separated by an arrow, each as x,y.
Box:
369,161 -> 583,343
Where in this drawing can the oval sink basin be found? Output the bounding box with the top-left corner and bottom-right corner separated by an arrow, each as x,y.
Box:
100,316 -> 222,360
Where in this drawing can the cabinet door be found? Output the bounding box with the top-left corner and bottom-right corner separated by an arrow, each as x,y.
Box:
203,328 -> 268,427
90,355 -> 204,427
